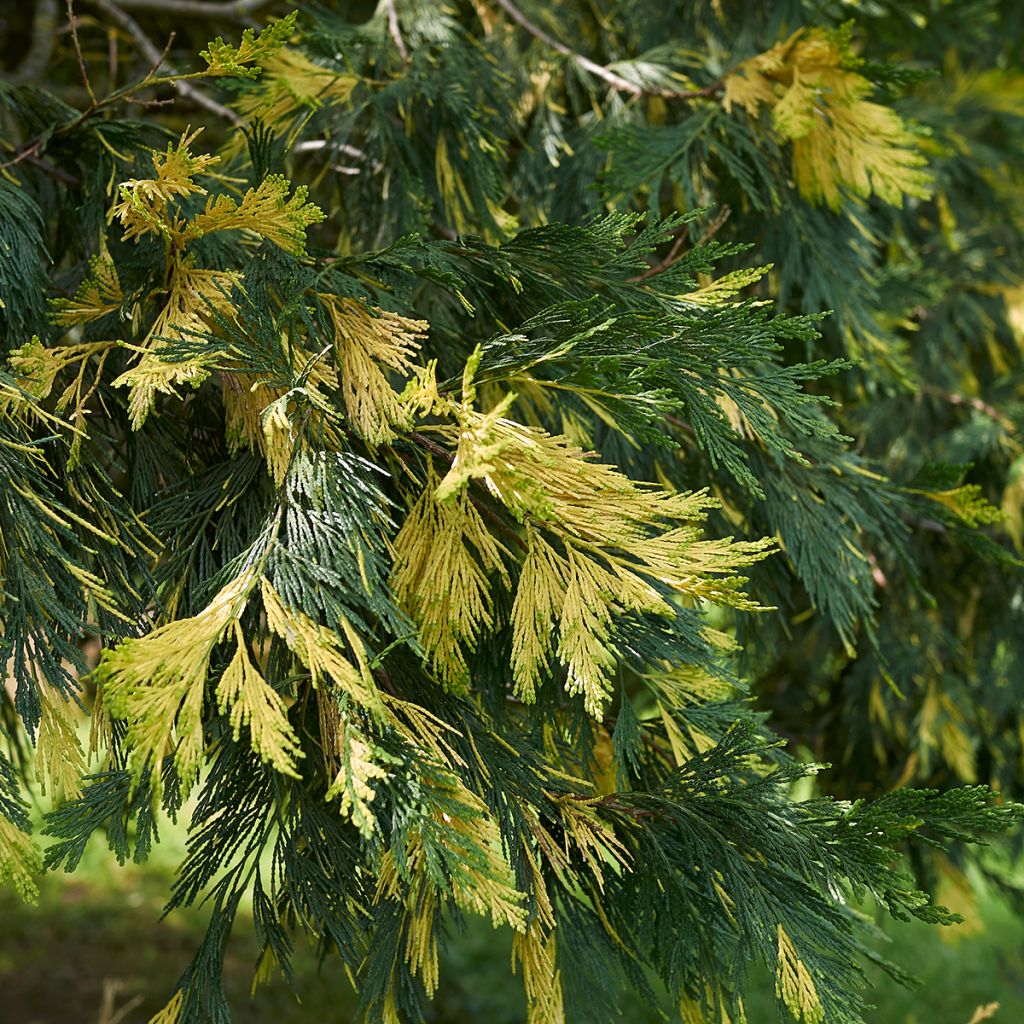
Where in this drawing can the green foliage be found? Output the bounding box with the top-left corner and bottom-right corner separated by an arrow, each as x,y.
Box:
200,12 -> 299,80
1,3 -> 1022,1024
0,181 -> 48,348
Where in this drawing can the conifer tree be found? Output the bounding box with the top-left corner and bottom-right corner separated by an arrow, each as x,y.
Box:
1,3 -> 1022,1023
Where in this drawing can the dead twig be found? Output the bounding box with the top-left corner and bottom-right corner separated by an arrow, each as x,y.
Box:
66,1 -> 98,104
492,0 -> 723,101
383,0 -> 410,63
103,0 -> 274,15
87,0 -> 243,125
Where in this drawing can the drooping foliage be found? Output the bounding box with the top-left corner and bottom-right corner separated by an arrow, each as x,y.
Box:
1,3 -> 1022,1023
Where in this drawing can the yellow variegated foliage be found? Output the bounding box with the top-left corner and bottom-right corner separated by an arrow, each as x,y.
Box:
512,526 -> 619,712
372,774 -> 526,1008
113,261 -> 242,429
510,480 -> 769,712
679,265 -> 772,306
260,392 -> 296,486
909,482 -> 1005,528
375,851 -> 441,999
550,794 -> 631,889
5,338 -> 118,465
679,991 -> 747,1024
320,295 -> 428,445
7,339 -> 111,404
98,570 -> 257,793
184,174 -> 325,256
411,350 -> 772,713
434,130 -> 516,238
391,467 -> 511,687
0,818 -> 41,903
111,127 -> 322,259
639,665 -> 736,765
146,991 -> 184,1024
200,11 -> 296,79
1003,454 -> 1024,552
511,927 -> 564,1024
380,774 -> 527,930
235,47 -> 358,132
323,712 -> 390,839
724,28 -> 930,209
679,994 -> 706,1024
34,688 -> 86,800
261,578 -> 385,714
918,683 -> 977,783
222,343 -> 341,485
50,254 -> 122,326
110,128 -> 219,243
775,925 -> 824,1024
216,621 -> 304,779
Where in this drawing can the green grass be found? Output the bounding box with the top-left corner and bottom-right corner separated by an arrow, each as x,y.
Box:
2,811 -> 1023,1023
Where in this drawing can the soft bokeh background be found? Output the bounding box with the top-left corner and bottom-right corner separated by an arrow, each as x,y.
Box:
3,2 -> 1024,1021
3,764 -> 1023,1024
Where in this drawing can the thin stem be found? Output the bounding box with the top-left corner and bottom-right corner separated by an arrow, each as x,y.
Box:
5,0 -> 59,85
87,0 -> 243,125
66,0 -> 98,105
106,0 -> 274,15
492,0 -> 724,101
382,0 -> 410,63
493,0 -> 643,97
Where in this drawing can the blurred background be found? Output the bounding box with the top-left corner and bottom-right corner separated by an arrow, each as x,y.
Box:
4,0 -> 1024,1021
2,762 -> 1023,1022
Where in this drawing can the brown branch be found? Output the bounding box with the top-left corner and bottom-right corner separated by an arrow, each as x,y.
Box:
493,0 -> 644,97
66,1 -> 98,104
383,0 -> 410,63
409,431 -> 454,462
432,221 -> 458,241
0,139 -> 45,174
142,28 -> 176,80
86,0 -> 243,125
492,0 -> 723,101
629,232 -> 687,284
406,432 -> 529,552
65,6 -> 97,104
107,19 -> 119,90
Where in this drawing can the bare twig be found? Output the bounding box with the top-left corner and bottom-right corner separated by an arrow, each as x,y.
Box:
922,385 -> 1015,432
492,0 -> 723,101
86,0 -> 243,125
102,0 -> 274,15
67,1 -> 98,104
383,0 -> 410,63
142,29 -> 176,80
5,0 -> 60,85
630,232 -> 687,284
0,140 -> 44,173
